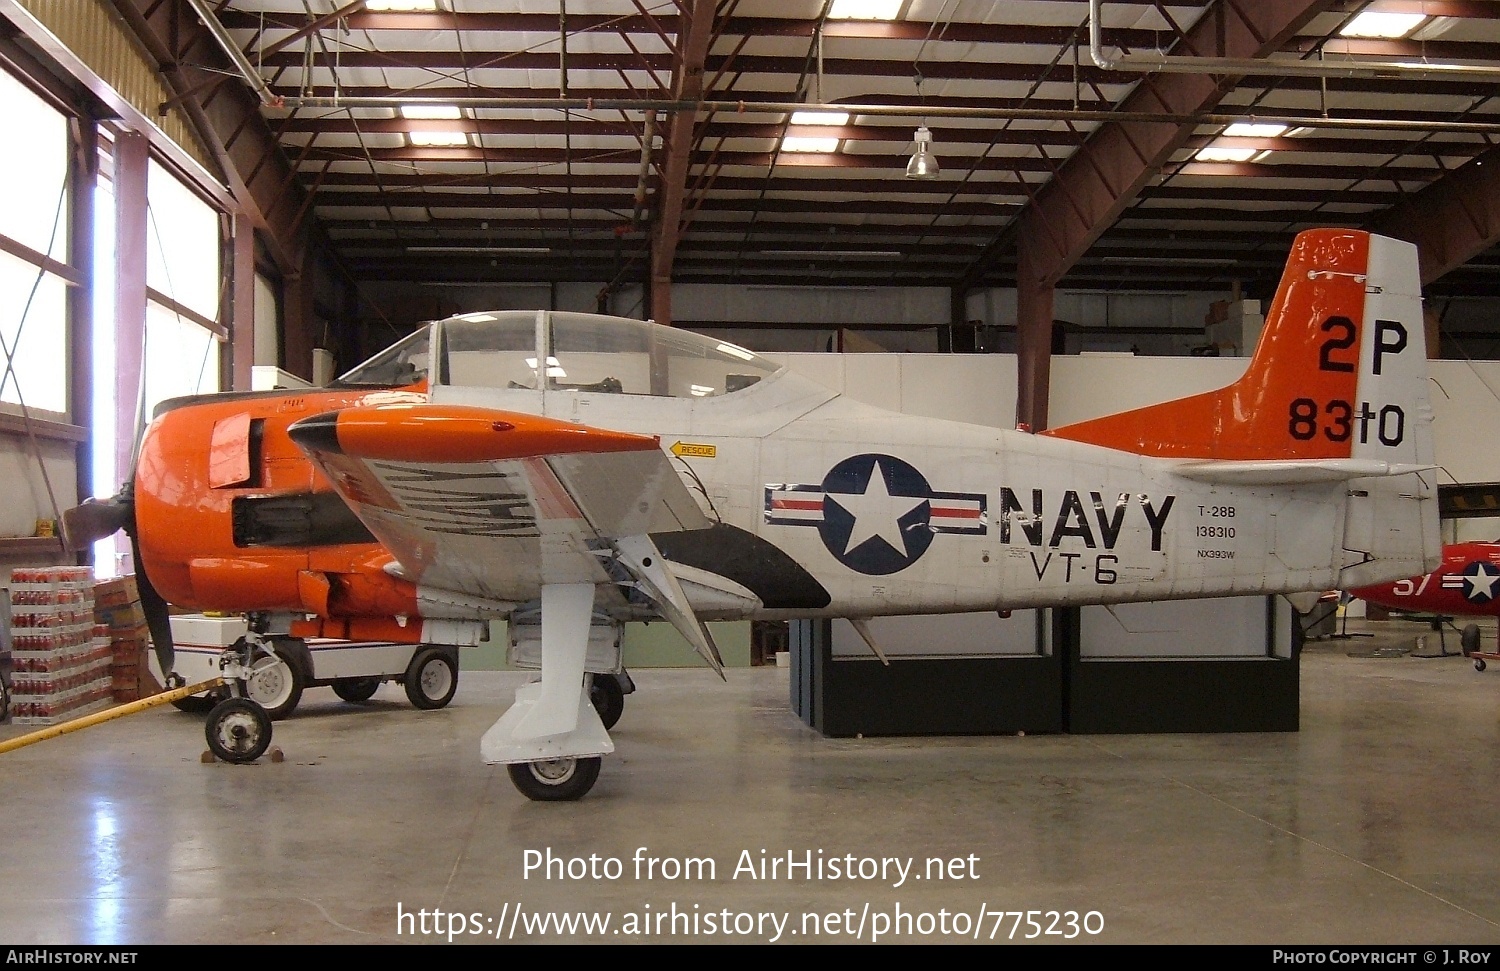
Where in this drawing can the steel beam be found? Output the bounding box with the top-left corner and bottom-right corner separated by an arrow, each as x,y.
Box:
1366,143 -> 1500,287
650,0 -> 718,326
979,0 -> 1334,290
112,0 -> 310,275
964,0 -> 1331,433
1014,235 -> 1055,431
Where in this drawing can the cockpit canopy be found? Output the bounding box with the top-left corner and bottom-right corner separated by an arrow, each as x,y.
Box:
337,310 -> 781,399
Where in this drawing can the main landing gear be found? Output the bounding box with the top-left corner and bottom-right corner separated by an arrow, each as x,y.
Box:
506,757 -> 604,802
488,537 -> 712,802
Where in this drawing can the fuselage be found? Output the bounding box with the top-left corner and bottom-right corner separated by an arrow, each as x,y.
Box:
137,358 -> 1350,626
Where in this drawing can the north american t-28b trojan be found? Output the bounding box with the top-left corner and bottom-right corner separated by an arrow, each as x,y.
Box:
65,228 -> 1440,800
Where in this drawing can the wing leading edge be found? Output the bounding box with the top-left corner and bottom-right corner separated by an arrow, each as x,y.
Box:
285,402 -> 711,591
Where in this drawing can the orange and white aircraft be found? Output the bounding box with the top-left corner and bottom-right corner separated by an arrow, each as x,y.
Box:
66,228 -> 1440,800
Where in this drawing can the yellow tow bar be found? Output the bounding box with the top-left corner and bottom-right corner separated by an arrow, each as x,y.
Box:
0,678 -> 226,755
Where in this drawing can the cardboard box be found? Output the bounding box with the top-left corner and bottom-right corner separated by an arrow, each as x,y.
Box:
99,606 -> 147,632
92,576 -> 139,610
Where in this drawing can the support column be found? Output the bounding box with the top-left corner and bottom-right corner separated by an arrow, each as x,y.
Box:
230,211 -> 255,390
69,121 -> 97,513
1015,237 -> 1055,432
113,130 -> 148,482
944,286 -> 976,353
280,249 -> 316,382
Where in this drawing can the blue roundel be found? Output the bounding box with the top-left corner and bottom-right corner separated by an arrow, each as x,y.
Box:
817,454 -> 934,575
1459,561 -> 1500,604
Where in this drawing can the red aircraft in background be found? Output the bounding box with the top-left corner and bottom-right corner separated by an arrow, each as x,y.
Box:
1352,541 -> 1500,615
1350,540 -> 1500,663
1349,480 -> 1500,660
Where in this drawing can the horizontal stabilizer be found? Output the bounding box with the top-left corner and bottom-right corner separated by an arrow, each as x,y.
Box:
1171,459 -> 1435,486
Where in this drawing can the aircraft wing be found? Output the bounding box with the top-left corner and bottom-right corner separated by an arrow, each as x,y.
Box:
285,404 -> 712,607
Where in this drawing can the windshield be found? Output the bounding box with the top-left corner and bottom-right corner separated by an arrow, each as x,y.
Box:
547,313 -> 780,398
335,327 -> 430,387
440,311 -> 541,390
369,311 -> 783,398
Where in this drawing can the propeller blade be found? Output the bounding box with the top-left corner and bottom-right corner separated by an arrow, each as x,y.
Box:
128,533 -> 175,681
60,497 -> 132,552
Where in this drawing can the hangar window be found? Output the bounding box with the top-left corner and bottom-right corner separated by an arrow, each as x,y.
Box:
0,67 -> 71,416
143,159 -> 222,412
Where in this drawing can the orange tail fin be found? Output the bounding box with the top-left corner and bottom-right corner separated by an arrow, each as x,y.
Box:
1044,229 -> 1424,465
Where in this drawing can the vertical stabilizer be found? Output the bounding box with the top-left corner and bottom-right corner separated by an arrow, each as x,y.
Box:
1045,229 -> 1429,466
1044,228 -> 1439,585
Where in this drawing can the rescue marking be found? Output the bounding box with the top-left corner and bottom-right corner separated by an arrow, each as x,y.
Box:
671,441 -> 717,459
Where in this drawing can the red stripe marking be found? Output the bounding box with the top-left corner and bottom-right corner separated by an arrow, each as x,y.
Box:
523,457 -> 583,520
772,498 -> 824,511
930,506 -> 981,518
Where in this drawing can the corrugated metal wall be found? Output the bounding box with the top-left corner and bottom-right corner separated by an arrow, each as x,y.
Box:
17,0 -> 211,170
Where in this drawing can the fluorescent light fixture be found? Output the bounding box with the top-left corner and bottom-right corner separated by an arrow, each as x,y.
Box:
455,312 -> 498,322
1193,146 -> 1258,162
1223,122 -> 1288,138
828,0 -> 902,19
525,357 -> 566,377
365,0 -> 439,10
716,342 -> 756,361
789,110 -> 850,126
407,246 -> 551,254
781,135 -> 840,153
759,249 -> 903,258
1102,255 -> 1238,266
1340,11 -> 1427,38
409,129 -> 470,147
400,104 -> 462,120
689,384 -> 716,396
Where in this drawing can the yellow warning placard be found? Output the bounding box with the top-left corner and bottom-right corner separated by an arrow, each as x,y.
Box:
671,441 -> 717,459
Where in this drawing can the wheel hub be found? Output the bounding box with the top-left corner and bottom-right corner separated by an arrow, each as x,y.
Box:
420,663 -> 452,697
215,712 -> 263,756
531,758 -> 576,784
245,656 -> 293,708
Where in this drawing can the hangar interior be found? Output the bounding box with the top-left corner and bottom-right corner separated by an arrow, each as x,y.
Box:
3,0 -> 1500,945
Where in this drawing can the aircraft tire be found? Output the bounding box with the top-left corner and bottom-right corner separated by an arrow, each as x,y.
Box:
589,674 -> 625,730
205,697 -> 272,763
1462,624 -> 1481,658
244,646 -> 303,720
1477,658 -> 1487,673
331,677 -> 382,704
507,757 -> 602,801
404,647 -> 458,710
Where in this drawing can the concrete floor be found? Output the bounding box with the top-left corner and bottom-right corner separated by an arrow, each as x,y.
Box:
3,618 -> 1500,945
